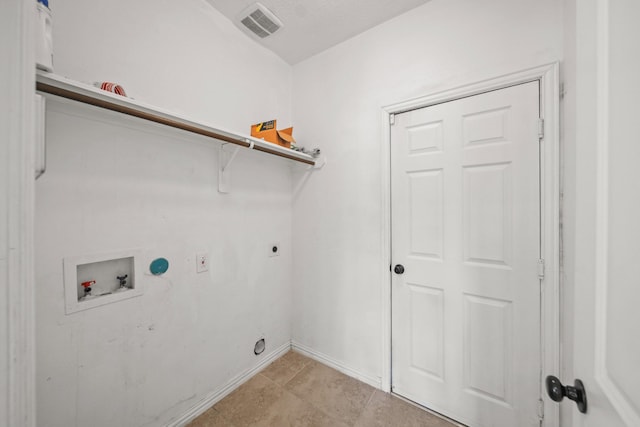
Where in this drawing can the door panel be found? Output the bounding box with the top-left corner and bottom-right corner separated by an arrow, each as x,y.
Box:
572,1 -> 640,425
408,170 -> 443,259
463,294 -> 513,404
408,284 -> 444,380
463,162 -> 512,266
391,82 -> 540,427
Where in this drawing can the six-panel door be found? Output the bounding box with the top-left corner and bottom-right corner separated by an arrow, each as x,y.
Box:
391,82 -> 541,427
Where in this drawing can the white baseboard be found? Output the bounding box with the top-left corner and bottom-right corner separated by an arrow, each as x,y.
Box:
291,341 -> 382,390
166,341 -> 291,427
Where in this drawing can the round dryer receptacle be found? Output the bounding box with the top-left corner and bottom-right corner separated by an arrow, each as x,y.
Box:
254,338 -> 265,355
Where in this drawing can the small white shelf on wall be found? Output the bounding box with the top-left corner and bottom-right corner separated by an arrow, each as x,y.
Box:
35,71 -> 317,170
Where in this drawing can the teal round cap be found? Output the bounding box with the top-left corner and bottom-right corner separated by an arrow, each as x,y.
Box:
150,258 -> 169,275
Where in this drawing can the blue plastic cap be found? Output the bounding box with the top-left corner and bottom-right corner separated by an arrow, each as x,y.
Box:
150,258 -> 170,276
37,0 -> 49,8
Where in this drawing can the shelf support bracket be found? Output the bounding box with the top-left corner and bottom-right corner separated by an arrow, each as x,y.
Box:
218,143 -> 241,193
221,144 -> 240,172
293,155 -> 326,197
312,155 -> 326,170
34,94 -> 47,179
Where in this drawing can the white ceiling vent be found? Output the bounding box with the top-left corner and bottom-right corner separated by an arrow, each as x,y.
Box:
238,3 -> 283,39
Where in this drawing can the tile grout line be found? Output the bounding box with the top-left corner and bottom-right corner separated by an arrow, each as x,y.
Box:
282,358 -> 356,427
189,349 -> 461,427
264,360 -> 350,427
294,391 -> 351,427
262,350 -> 314,388
286,351 -> 315,377
285,359 -> 378,427
195,351 -> 394,427
350,387 -> 378,427
281,358 -> 314,388
364,388 -> 377,407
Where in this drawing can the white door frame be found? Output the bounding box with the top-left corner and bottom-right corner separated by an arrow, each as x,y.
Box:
379,63 -> 560,426
1,1 -> 36,426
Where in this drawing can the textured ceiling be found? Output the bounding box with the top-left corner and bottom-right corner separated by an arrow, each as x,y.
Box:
206,0 -> 430,64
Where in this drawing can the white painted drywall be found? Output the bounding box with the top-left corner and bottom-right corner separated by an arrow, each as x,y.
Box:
1,1 -> 36,426
291,0 -> 564,386
35,1 -> 294,426
50,0 -> 292,133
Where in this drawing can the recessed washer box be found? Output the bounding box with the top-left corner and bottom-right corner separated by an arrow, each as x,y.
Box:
63,249 -> 143,314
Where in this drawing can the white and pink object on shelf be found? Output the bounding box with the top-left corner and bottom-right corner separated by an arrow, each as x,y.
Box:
94,82 -> 127,97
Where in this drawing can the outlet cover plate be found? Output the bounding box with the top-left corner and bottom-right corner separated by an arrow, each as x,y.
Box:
196,252 -> 209,273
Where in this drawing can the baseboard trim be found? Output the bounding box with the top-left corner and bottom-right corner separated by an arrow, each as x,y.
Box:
291,341 -> 381,390
166,341 -> 291,427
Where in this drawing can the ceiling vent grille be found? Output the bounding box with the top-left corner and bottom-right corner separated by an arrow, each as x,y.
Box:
239,3 -> 283,39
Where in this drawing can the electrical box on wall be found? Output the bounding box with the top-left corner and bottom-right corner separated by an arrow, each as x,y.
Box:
63,249 -> 143,314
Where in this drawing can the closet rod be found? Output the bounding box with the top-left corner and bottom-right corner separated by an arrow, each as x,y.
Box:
35,79 -> 316,166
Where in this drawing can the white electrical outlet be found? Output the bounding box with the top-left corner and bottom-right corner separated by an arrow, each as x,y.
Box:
269,243 -> 280,257
196,253 -> 209,273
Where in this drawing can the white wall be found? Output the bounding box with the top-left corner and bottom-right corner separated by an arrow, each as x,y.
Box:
36,1 -> 294,426
1,1 -> 36,426
51,0 -> 292,133
291,0 -> 564,384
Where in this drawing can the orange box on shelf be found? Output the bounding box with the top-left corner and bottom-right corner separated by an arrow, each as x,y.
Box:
250,120 -> 295,149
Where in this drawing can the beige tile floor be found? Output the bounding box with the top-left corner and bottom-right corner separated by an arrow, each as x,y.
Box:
188,351 -> 458,427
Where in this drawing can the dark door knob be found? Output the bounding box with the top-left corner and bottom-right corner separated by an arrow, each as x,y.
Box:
394,264 -> 405,274
545,375 -> 587,413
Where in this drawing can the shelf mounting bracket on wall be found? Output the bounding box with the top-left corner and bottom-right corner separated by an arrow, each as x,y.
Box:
219,140 -> 252,193
311,155 -> 326,170
293,155 -> 326,197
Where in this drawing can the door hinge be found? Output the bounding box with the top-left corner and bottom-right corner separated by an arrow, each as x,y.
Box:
538,259 -> 545,280
537,398 -> 545,420
538,118 -> 544,139
389,114 -> 396,125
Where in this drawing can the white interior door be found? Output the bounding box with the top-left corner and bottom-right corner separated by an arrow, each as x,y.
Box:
570,1 -> 640,426
391,82 -> 541,427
